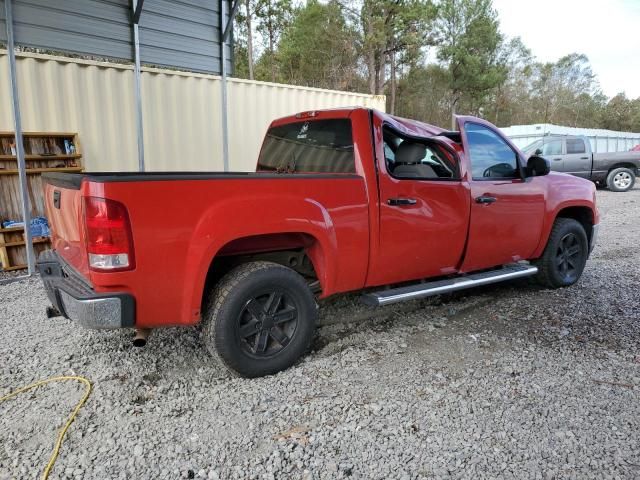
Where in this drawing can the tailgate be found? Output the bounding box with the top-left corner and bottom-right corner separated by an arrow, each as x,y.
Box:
42,173 -> 90,278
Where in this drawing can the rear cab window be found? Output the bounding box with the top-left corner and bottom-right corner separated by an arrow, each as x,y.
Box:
258,119 -> 355,173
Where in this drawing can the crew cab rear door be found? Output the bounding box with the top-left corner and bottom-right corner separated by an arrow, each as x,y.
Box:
563,137 -> 592,178
366,116 -> 469,287
458,118 -> 545,272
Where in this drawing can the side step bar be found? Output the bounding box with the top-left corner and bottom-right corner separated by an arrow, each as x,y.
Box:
361,264 -> 538,307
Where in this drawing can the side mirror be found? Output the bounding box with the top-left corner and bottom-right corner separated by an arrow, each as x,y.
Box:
534,148 -> 543,155
525,155 -> 551,177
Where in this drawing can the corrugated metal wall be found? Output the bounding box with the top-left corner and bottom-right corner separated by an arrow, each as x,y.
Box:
0,50 -> 386,172
0,0 -> 6,43
139,0 -> 232,74
501,124 -> 640,153
0,0 -> 232,74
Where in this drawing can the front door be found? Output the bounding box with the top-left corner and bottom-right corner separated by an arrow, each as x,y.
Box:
366,120 -> 469,287
459,120 -> 546,273
540,138 -> 564,172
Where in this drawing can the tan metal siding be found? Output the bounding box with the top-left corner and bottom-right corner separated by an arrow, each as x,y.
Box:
227,79 -> 385,171
0,50 -> 386,172
141,68 -> 224,171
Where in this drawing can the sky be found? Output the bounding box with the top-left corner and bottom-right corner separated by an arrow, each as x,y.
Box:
492,0 -> 640,99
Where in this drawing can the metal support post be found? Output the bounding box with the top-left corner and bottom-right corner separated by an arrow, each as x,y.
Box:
4,0 -> 35,275
132,0 -> 145,171
220,0 -> 230,171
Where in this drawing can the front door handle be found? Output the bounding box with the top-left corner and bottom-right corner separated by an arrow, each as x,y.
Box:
387,198 -> 417,206
475,195 -> 497,205
553,158 -> 562,161
580,156 -> 589,160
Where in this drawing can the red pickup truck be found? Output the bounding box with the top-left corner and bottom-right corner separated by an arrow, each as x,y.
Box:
38,108 -> 599,377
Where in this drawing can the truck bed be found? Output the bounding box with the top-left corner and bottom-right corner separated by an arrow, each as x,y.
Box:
43,171 -> 360,189
42,170 -> 371,327
593,151 -> 640,163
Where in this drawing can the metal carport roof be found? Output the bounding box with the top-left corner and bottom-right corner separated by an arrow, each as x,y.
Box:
1,0 -> 239,279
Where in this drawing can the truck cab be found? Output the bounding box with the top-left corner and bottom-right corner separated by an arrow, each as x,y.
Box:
523,135 -> 593,178
523,134 -> 640,191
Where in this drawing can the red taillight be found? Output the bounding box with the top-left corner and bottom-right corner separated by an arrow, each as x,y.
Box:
83,196 -> 135,271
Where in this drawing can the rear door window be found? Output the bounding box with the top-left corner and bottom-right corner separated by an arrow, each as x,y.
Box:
258,119 -> 355,173
383,126 -> 459,180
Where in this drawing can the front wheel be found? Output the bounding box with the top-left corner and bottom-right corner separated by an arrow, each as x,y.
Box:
606,167 -> 635,192
202,261 -> 317,378
533,218 -> 589,288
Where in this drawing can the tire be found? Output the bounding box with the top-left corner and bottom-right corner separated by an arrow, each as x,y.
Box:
534,218 -> 588,288
202,261 -> 317,378
606,167 -> 636,192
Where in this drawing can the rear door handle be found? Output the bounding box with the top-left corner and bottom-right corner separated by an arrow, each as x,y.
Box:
475,195 -> 497,205
387,198 -> 417,206
580,156 -> 589,160
553,158 -> 562,161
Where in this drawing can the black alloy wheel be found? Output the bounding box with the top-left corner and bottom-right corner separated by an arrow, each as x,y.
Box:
534,218 -> 588,288
202,261 -> 317,378
554,233 -> 584,284
237,291 -> 298,358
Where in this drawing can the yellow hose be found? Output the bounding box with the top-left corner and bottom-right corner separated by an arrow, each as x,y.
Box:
0,375 -> 92,480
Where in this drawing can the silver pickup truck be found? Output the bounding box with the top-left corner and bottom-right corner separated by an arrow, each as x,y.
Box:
523,135 -> 640,192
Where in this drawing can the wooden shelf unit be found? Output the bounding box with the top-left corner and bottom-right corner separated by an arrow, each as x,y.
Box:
0,153 -> 82,161
0,132 -> 83,272
0,167 -> 84,175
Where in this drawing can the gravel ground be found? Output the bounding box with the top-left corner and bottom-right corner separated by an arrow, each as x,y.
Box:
1,187 -> 639,480
0,269 -> 27,282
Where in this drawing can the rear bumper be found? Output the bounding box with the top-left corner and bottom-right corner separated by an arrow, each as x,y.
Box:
37,250 -> 135,329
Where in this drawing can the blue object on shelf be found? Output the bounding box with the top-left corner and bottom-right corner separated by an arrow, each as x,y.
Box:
2,216 -> 51,237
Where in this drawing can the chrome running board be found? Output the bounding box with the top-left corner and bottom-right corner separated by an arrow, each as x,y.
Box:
361,264 -> 538,306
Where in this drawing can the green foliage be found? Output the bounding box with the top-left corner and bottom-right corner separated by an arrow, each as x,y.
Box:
276,0 -> 361,90
396,64 -> 451,125
254,0 -> 294,82
436,0 -> 505,117
232,0 -> 639,131
360,0 -> 437,97
233,43 -> 251,79
602,94 -> 640,132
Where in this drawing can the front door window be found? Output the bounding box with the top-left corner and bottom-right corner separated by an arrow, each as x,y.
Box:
542,140 -> 563,156
465,123 -> 519,179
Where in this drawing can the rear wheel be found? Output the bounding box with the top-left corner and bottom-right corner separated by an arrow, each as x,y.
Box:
202,261 -> 317,377
606,167 -> 635,192
534,218 -> 588,288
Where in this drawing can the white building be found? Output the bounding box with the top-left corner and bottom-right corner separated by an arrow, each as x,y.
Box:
501,124 -> 640,153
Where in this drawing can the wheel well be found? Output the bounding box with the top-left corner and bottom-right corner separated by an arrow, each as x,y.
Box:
556,206 -> 593,241
608,163 -> 637,174
202,233 -> 322,309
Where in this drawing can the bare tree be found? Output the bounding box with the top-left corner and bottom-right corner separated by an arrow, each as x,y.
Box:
245,0 -> 255,80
